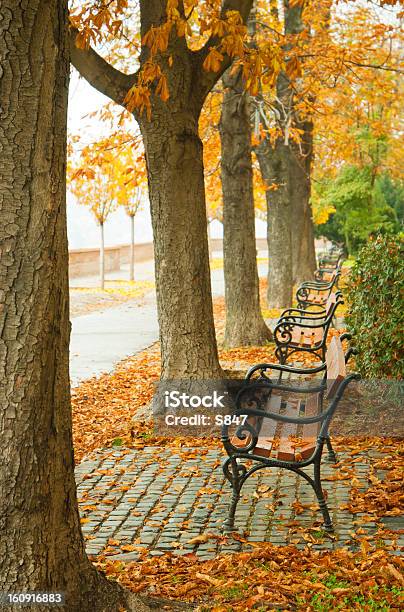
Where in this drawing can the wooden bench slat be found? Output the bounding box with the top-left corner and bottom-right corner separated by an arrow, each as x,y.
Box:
277,400 -> 300,461
326,336 -> 346,398
307,293 -> 327,304
297,393 -> 321,460
291,326 -> 323,348
325,292 -> 337,315
304,328 -> 322,346
255,395 -> 281,458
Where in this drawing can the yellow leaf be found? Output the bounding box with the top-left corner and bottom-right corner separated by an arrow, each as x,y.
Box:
187,533 -> 214,545
195,572 -> 222,587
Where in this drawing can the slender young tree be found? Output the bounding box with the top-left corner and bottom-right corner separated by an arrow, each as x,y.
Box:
125,185 -> 144,281
69,133 -> 148,288
0,2 -> 149,610
69,165 -> 117,290
69,0 -> 254,379
219,68 -> 271,346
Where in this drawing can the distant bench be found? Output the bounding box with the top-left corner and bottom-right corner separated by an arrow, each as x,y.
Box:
273,292 -> 344,365
296,270 -> 341,309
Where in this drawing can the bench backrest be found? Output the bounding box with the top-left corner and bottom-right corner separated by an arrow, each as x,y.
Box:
314,271 -> 340,293
320,254 -> 343,268
326,336 -> 346,399
325,293 -> 337,316
325,292 -> 344,319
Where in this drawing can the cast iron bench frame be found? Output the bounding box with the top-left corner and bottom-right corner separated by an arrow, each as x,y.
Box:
221,335 -> 359,533
314,256 -> 343,282
296,271 -> 341,309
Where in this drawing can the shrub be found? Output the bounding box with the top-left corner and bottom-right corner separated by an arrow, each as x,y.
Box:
346,234 -> 404,379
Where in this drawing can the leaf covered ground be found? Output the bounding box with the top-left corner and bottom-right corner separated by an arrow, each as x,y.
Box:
100,544 -> 403,611
71,290 -> 403,611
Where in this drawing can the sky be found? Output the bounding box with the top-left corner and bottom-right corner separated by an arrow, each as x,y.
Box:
67,69 -> 266,250
67,69 -> 154,249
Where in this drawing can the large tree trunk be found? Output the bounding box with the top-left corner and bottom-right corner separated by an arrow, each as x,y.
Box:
295,198 -> 317,283
219,70 -> 272,347
255,138 -> 294,308
255,1 -> 318,307
291,122 -> 316,284
0,3 -> 147,610
140,108 -> 222,379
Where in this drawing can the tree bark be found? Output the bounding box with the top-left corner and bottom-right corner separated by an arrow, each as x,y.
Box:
100,221 -> 105,289
290,122 -> 316,284
140,108 -> 222,378
255,0 -> 318,306
130,215 -> 135,281
255,138 -> 294,308
0,2 -> 148,610
207,219 -> 212,261
219,70 -> 271,346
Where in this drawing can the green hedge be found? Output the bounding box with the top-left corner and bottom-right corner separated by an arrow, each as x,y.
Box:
346,234 -> 404,379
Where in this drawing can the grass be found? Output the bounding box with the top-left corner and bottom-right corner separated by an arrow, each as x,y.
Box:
297,573 -> 403,612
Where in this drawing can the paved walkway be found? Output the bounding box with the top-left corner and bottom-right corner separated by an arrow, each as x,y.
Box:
69,258 -> 269,386
70,292 -> 158,386
76,446 -> 403,561
69,260 -> 156,288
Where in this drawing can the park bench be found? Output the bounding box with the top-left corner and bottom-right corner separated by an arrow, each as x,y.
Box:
314,255 -> 343,283
318,251 -> 343,266
273,292 -> 344,365
221,335 -> 359,532
318,243 -> 343,263
296,270 -> 341,309
316,244 -> 344,272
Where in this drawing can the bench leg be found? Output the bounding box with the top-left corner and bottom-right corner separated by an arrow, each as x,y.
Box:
223,489 -> 240,532
275,345 -> 288,365
325,436 -> 337,463
223,459 -> 242,532
313,453 -> 334,532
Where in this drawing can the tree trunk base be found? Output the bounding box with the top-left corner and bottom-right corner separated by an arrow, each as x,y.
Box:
224,316 -> 272,348
266,290 -> 293,310
60,569 -> 193,612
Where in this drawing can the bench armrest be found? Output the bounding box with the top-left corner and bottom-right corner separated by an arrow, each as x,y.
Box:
278,311 -> 327,322
344,347 -> 358,364
246,361 -> 327,380
299,274 -> 340,291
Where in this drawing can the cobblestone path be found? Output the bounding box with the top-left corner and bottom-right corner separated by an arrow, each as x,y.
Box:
76,447 -> 403,562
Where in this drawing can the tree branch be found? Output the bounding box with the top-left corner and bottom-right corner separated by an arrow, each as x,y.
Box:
192,0 -> 254,105
69,28 -> 137,108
